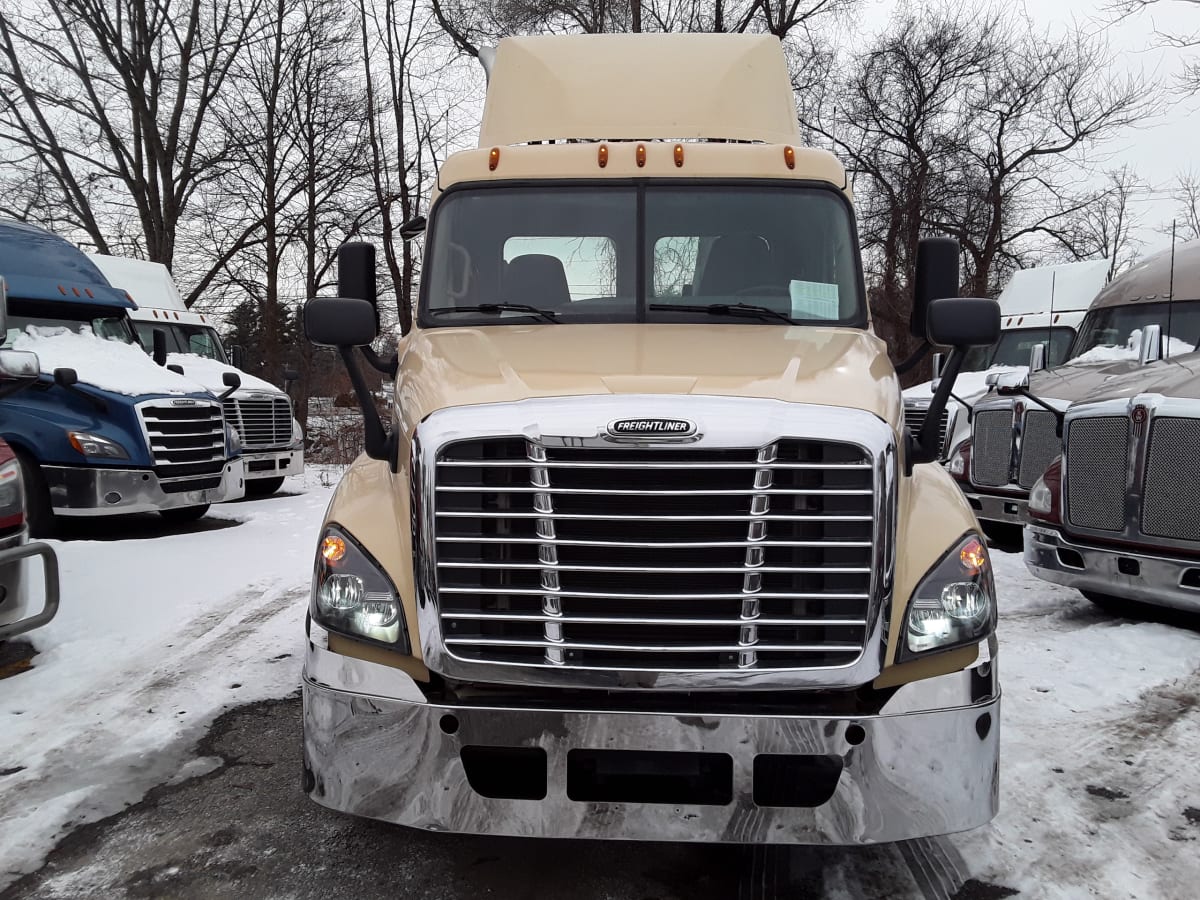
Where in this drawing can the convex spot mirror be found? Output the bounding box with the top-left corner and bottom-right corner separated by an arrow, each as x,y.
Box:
926,297 -> 1000,349
304,297 -> 379,348
0,349 -> 40,379
992,370 -> 1031,393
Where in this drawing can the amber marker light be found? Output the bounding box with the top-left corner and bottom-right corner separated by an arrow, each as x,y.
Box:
598,144 -> 609,168
960,538 -> 988,575
784,145 -> 796,169
488,147 -> 500,170
673,144 -> 684,167
321,535 -> 347,564
636,143 -> 647,167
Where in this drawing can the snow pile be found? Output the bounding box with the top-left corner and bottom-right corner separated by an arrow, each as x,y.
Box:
13,327 -> 208,397
1069,329 -> 1194,366
165,353 -> 281,395
0,471 -> 335,887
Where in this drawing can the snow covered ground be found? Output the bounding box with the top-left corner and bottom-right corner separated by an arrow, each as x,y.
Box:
1,469 -> 1198,896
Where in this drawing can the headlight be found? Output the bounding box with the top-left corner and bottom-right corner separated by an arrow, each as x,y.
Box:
312,525 -> 407,649
946,438 -> 971,478
226,423 -> 242,455
1027,456 -> 1062,524
67,431 -> 130,460
900,534 -> 996,659
0,458 -> 25,528
291,417 -> 303,445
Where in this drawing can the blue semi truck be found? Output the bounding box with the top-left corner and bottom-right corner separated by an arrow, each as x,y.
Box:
0,220 -> 244,536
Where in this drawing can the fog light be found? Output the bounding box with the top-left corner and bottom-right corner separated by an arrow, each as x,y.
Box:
318,573 -> 363,610
940,582 -> 989,621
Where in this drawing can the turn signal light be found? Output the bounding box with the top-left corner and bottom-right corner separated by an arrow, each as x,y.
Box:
598,144 -> 608,168
321,535 -> 347,564
673,144 -> 684,167
636,143 -> 647,167
784,146 -> 796,169
960,538 -> 987,575
488,147 -> 500,171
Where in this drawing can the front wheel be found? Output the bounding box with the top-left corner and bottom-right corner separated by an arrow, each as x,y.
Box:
16,451 -> 56,539
245,476 -> 285,497
160,504 -> 210,525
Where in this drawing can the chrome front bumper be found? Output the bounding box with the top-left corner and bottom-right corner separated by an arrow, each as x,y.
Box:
44,459 -> 246,516
1026,525 -> 1200,613
243,446 -> 303,481
302,637 -> 1000,845
963,490 -> 1027,527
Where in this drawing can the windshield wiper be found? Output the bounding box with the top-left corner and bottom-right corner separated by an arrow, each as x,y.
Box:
649,303 -> 797,325
430,303 -> 559,324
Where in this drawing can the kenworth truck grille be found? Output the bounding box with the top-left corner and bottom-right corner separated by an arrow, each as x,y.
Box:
1143,418 -> 1200,541
1066,417 -> 1129,532
902,403 -> 951,456
223,396 -> 292,449
971,405 -> 1058,490
433,438 -> 875,672
138,401 -> 226,493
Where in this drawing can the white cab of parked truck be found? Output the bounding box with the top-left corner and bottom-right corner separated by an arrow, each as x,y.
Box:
88,254 -> 304,496
903,258 -> 1108,462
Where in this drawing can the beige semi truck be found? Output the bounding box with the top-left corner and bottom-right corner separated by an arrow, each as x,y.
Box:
299,33 -> 1002,844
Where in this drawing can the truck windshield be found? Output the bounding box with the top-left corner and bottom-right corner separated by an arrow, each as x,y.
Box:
1068,300 -> 1200,363
133,322 -> 229,364
960,326 -> 1075,371
2,310 -> 137,348
420,183 -> 864,327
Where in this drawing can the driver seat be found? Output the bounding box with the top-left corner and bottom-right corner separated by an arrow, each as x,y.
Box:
695,233 -> 778,296
504,254 -> 571,307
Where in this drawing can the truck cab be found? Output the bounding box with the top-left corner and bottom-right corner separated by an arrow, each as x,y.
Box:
0,221 -> 245,535
299,34 -> 1002,845
88,254 -> 304,496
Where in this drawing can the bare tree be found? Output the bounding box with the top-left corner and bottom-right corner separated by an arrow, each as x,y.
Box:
1167,170 -> 1200,240
1057,166 -> 1145,279
0,0 -> 267,267
1108,0 -> 1200,92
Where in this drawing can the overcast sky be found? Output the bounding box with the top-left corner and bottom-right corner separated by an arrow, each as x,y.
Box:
854,0 -> 1198,256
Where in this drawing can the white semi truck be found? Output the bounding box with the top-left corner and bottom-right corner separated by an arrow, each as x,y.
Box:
88,255 -> 304,496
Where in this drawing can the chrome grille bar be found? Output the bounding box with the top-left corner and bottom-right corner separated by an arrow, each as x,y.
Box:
437,511 -> 873,521
437,460 -> 870,470
529,441 -> 565,666
442,613 -> 869,626
738,443 -> 774,669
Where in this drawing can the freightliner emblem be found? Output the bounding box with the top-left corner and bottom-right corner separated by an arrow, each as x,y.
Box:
172,399 -> 199,406
608,418 -> 697,438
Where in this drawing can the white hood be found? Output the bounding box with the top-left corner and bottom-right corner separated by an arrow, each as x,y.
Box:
903,365 -> 1026,404
165,353 -> 284,396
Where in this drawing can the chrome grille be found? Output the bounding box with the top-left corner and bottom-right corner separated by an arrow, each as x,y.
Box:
1018,410 -> 1060,488
138,401 -> 226,492
223,395 -> 292,449
1142,418 -> 1200,541
1066,417 -> 1129,532
903,403 -> 951,455
971,409 -> 1013,487
433,438 -> 875,672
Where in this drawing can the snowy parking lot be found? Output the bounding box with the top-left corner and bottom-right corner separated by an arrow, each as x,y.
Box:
1,468 -> 1198,898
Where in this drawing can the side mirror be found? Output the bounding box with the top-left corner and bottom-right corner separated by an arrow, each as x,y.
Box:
303,297 -> 379,348
926,297 -> 1001,348
53,366 -> 108,412
220,370 -> 241,401
1139,324 -> 1162,365
911,237 -> 961,339
152,328 -> 168,367
1029,342 -> 1047,374
53,367 -> 78,388
338,242 -> 377,306
167,363 -> 185,375
283,368 -> 299,382
994,370 -> 1031,394
0,348 -> 40,399
398,215 -> 427,241
230,344 -> 245,369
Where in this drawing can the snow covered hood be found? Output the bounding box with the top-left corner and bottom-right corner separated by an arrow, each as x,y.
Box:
1067,350 -> 1200,406
165,353 -> 283,396
903,367 -> 1025,406
13,328 -> 213,397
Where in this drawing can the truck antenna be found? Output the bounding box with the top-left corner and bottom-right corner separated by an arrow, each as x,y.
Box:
1047,270 -> 1056,365
1166,220 -> 1177,359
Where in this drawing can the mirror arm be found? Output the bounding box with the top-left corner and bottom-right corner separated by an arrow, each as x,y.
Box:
950,391 -> 974,422
339,346 -> 390,460
361,346 -> 399,377
893,342 -> 931,377
1010,387 -> 1065,437
219,384 -> 239,402
910,346 -> 965,467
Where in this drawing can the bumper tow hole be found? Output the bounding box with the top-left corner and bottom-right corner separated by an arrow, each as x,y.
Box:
438,714 -> 459,735
845,724 -> 866,746
461,746 -> 546,800
1057,547 -> 1085,570
753,755 -> 843,808
1117,557 -> 1140,577
567,749 -> 732,806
